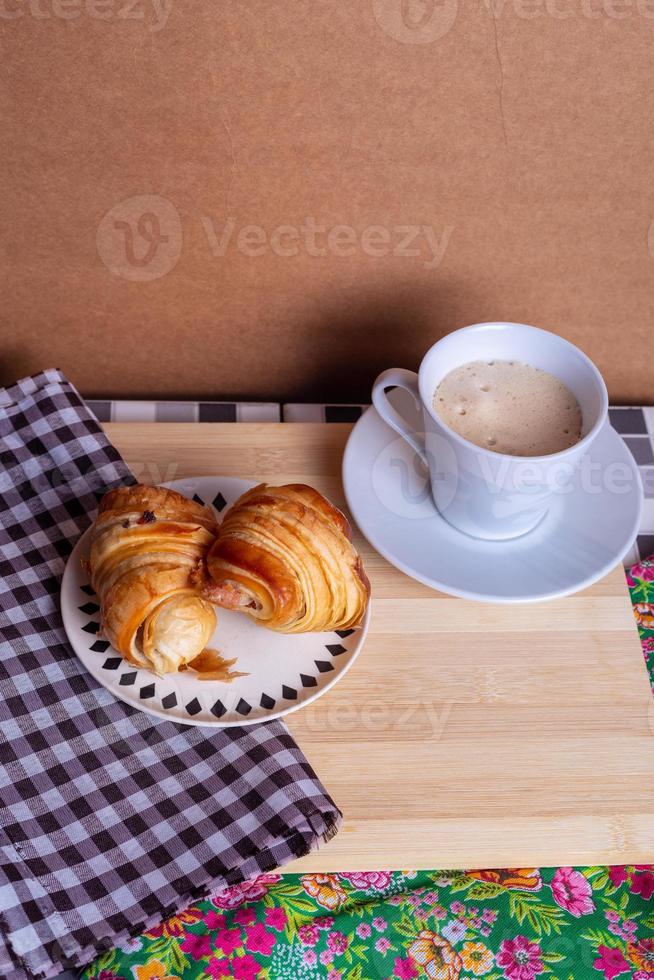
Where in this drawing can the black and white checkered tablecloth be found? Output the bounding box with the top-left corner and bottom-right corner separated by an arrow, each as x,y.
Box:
0,372 -> 340,980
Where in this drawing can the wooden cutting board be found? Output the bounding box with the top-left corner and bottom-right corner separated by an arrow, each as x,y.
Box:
106,422 -> 654,870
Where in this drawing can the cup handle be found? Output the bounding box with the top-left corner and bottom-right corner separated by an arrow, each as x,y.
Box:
372,368 -> 427,463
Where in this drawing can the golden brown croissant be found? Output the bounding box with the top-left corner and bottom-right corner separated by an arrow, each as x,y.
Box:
201,483 -> 370,633
89,485 -> 217,675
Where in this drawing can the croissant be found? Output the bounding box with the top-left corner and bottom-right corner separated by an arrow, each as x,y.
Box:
89,485 -> 217,675
201,483 -> 370,633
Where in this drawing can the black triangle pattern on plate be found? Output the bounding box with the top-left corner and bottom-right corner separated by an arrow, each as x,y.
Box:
162,692 -> 177,709
119,672 -> 137,686
78,602 -> 100,615
282,685 -> 297,700
326,644 -> 346,656
80,584 -> 96,596
186,698 -> 202,716
81,621 -> 100,635
102,658 -> 122,670
140,684 -> 155,699
260,693 -> 275,709
213,492 -> 227,512
335,629 -> 355,638
300,674 -> 317,688
211,700 -> 227,718
236,699 -> 251,716
91,640 -> 111,653
192,493 -> 204,505
315,660 -> 334,673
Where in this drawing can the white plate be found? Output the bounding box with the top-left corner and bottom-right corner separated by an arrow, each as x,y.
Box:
61,476 -> 369,726
343,389 -> 642,603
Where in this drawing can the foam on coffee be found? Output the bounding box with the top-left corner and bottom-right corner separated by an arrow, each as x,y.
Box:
433,359 -> 582,456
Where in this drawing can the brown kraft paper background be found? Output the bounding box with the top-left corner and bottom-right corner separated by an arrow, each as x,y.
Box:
1,0 -> 653,404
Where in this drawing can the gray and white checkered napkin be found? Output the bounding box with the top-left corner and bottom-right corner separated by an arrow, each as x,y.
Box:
0,370 -> 341,980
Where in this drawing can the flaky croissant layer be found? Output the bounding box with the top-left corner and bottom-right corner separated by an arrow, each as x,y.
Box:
89,485 -> 217,674
202,483 -> 370,633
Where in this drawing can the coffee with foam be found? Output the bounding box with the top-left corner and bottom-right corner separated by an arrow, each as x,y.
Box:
433,360 -> 582,457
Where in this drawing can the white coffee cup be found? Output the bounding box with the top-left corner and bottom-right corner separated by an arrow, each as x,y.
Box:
372,322 -> 609,540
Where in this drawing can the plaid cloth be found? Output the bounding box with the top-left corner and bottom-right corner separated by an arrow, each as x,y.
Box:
0,370 -> 341,980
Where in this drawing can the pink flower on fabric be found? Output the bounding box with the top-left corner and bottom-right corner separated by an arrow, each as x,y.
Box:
482,908 -> 497,924
303,949 -> 317,966
244,922 -> 276,956
451,901 -> 465,915
298,924 -> 319,946
372,916 -> 388,932
630,870 -> 654,900
592,945 -> 630,979
550,867 -> 595,917
357,922 -> 372,938
339,871 -> 392,890
315,916 -> 335,930
497,935 -> 543,980
394,956 -> 419,979
234,908 -> 257,926
330,974 -> 343,980
327,931 -> 349,954
608,867 -> 629,888
264,907 -> 287,931
375,937 -> 392,954
180,932 -> 213,959
630,561 -> 654,582
211,875 -> 280,910
205,911 -> 227,931
319,949 -> 335,965
232,954 -> 263,980
605,910 -> 621,923
205,957 -> 232,979
215,927 -> 242,955
442,919 -> 466,943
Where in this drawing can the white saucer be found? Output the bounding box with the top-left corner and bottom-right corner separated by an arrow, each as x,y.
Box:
342,389 -> 643,603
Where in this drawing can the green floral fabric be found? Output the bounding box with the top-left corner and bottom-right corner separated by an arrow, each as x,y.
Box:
627,557 -> 654,695
82,561 -> 654,980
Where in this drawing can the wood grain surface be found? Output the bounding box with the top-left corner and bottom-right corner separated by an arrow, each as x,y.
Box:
105,422 -> 654,870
